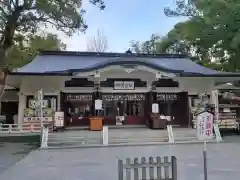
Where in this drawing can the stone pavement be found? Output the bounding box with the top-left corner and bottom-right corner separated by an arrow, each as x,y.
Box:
0,143 -> 37,174
0,142 -> 240,180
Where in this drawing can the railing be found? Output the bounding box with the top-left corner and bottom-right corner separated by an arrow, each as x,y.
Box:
0,124 -> 39,133
0,122 -> 52,134
118,156 -> 177,180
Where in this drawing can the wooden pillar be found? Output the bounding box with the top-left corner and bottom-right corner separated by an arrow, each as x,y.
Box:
60,92 -> 67,127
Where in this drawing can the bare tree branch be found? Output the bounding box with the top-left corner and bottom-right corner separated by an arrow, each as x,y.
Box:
87,29 -> 108,52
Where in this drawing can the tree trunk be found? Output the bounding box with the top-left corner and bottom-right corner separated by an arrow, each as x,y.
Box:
0,46 -> 8,100
0,46 -> 7,71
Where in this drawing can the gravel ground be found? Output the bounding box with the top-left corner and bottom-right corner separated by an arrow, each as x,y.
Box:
0,140 -> 239,180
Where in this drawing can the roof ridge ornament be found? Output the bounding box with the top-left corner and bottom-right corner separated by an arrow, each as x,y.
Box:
125,49 -> 132,55
124,68 -> 135,73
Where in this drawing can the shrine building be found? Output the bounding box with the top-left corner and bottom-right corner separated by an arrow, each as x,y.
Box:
4,50 -> 240,129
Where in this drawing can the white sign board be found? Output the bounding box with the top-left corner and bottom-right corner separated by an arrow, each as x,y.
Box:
152,103 -> 159,113
114,81 -> 134,90
29,100 -> 48,109
95,99 -> 102,110
54,112 -> 64,127
41,127 -> 48,148
196,111 -> 214,141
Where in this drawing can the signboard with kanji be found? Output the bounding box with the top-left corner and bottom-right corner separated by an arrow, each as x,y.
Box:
196,111 -> 214,141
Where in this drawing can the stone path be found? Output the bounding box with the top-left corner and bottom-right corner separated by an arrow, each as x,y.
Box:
0,143 -> 37,174
0,141 -> 240,180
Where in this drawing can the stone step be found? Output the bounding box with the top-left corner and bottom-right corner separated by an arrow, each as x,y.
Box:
109,138 -> 168,144
46,128 -> 203,148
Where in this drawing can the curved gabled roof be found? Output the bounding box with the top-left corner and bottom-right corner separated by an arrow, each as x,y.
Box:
10,51 -> 240,77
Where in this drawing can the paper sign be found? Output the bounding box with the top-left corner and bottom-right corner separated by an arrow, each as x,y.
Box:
54,112 -> 64,127
95,99 -> 102,110
152,103 -> 159,113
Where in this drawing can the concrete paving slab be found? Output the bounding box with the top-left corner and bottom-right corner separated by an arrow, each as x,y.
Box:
0,141 -> 240,180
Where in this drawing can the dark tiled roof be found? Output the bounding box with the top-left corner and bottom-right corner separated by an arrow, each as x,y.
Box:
11,51 -> 240,77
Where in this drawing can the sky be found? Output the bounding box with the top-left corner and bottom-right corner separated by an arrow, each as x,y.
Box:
49,0 -> 188,52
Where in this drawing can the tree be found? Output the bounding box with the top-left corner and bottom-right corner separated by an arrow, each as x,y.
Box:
130,34 -> 161,54
164,0 -> 198,17
6,33 -> 66,69
164,0 -> 240,72
87,29 -> 108,52
0,0 -> 105,73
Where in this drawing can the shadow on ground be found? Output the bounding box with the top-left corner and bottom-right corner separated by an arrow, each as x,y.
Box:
0,135 -> 39,174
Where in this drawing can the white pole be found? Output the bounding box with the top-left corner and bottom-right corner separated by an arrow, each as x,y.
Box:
102,126 -> 108,145
40,98 -> 43,128
38,89 -> 43,128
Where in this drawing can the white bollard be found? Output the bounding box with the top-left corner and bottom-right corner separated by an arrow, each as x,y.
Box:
102,126 -> 108,146
167,125 -> 175,144
41,126 -> 49,148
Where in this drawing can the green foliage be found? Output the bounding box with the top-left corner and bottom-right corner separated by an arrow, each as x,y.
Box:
6,33 -> 66,69
0,0 -> 105,69
161,0 -> 240,72
130,34 -> 161,54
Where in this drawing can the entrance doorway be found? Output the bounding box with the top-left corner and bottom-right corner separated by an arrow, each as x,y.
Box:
1,101 -> 18,124
62,93 -> 92,126
156,92 -> 189,126
102,94 -> 146,125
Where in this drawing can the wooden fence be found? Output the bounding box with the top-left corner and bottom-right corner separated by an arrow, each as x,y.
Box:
118,156 -> 177,180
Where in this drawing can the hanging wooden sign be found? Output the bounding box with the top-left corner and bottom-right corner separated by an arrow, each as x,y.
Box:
157,93 -> 179,101
114,81 -> 135,90
102,94 -> 145,101
65,94 -> 92,101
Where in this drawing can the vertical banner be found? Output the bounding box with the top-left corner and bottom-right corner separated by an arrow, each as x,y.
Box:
196,112 -> 214,141
211,90 -> 219,122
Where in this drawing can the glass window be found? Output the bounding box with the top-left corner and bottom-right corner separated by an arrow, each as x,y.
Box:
127,101 -> 143,116
67,102 -> 92,117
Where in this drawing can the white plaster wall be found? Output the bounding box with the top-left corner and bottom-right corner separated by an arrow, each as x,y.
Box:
179,77 -> 215,95
17,76 -> 67,124
20,76 -> 65,93
19,76 -> 215,95
97,69 -> 156,82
